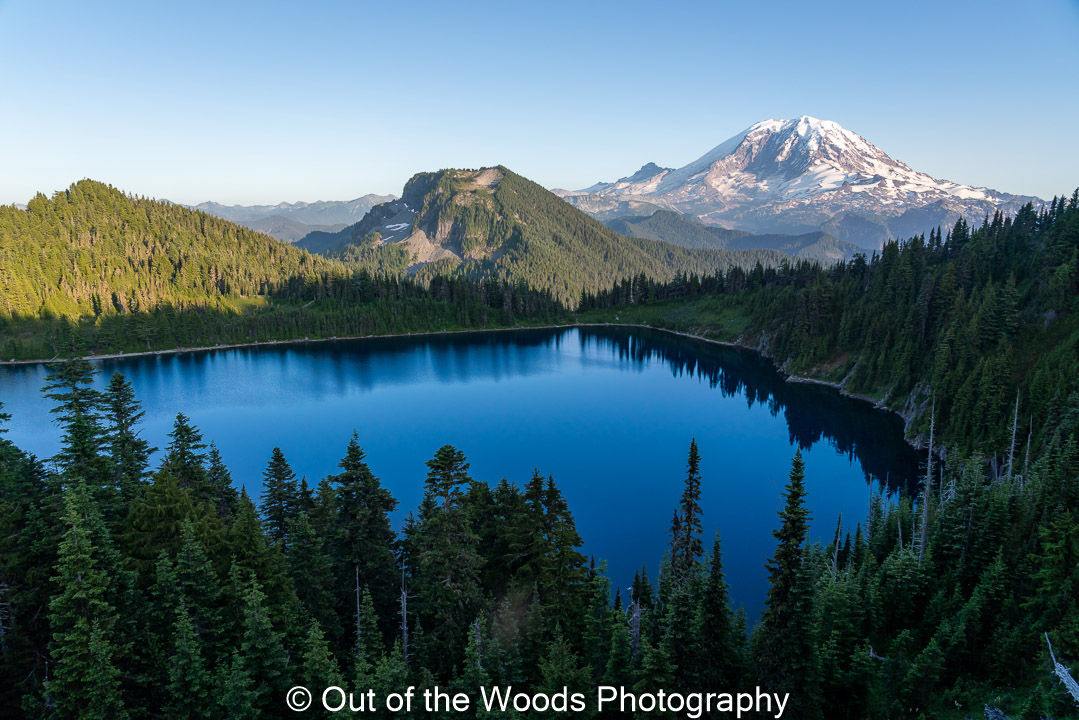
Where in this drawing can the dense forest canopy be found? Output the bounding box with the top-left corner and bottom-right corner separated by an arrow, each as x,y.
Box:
0,180 -> 346,320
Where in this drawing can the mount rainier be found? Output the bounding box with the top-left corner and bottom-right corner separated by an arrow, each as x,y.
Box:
559,116 -> 1041,249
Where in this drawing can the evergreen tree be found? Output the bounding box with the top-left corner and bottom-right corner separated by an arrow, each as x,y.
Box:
259,447 -> 299,546
236,573 -> 290,716
415,445 -> 482,676
671,438 -> 704,578
329,433 -> 398,636
164,603 -> 213,720
288,511 -> 338,636
101,372 -> 153,501
299,620 -> 343,719
205,442 -> 238,518
697,531 -> 742,690
162,412 -> 209,496
45,483 -> 127,719
42,356 -> 108,486
753,450 -> 819,717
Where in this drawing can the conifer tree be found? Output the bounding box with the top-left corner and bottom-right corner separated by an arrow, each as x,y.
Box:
162,412 -> 208,495
299,620 -> 343,719
165,603 -> 213,720
101,372 -> 153,501
45,483 -> 127,719
697,531 -> 741,690
671,439 -> 704,579
330,433 -> 398,632
205,442 -> 238,518
259,447 -> 299,546
42,356 -> 108,486
237,574 -> 290,716
415,445 -> 482,674
288,512 -> 338,635
538,629 -> 592,711
754,450 -> 819,717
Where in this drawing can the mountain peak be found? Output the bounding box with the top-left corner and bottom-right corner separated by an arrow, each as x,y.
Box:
565,117 -> 1041,249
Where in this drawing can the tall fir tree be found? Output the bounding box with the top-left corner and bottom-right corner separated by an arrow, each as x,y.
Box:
753,450 -> 820,717
329,433 -> 398,641
671,438 -> 704,579
259,447 -> 299,547
101,372 -> 153,502
45,483 -> 128,719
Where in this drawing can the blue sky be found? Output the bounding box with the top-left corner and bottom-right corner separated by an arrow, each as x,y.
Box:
1,0 -> 1077,205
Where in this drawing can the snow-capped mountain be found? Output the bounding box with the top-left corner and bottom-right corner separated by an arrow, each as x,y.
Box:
561,116 -> 1041,249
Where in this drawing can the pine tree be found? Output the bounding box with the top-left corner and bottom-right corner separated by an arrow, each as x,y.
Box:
288,512 -> 338,636
206,442 -> 238,518
330,433 -> 398,634
162,412 -> 208,495
214,650 -> 256,720
753,450 -> 819,717
237,573 -> 290,715
42,356 -> 108,486
415,445 -> 482,675
165,603 -> 213,720
671,439 -> 704,579
697,531 -> 742,690
300,620 -> 343,719
45,483 -> 128,719
101,372 -> 153,501
259,447 -> 299,546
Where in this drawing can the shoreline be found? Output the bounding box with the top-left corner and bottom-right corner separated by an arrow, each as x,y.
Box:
0,320 -> 913,441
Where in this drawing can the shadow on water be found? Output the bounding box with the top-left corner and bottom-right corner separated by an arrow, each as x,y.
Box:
577,326 -> 923,493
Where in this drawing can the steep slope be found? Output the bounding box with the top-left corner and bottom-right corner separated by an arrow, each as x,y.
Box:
0,180 -> 346,320
563,116 -> 1042,249
607,209 -> 861,262
193,194 -> 395,242
298,167 -> 791,304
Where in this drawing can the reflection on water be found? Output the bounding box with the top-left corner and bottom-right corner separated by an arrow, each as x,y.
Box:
0,327 -> 920,620
577,328 -> 921,492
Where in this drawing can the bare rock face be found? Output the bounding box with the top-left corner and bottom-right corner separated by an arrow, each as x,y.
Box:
562,116 -> 1042,249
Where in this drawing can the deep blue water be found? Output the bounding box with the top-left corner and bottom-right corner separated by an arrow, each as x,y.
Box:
0,327 -> 920,620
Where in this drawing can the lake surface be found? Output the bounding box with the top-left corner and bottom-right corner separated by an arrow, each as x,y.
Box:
0,327 -> 920,620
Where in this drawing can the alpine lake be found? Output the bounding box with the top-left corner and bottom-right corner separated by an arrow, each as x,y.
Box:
0,326 -> 922,620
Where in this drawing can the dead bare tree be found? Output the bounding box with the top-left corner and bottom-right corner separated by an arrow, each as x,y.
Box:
1045,633 -> 1079,705
627,589 -> 642,658
1007,392 -> 1020,481
355,565 -> 362,659
829,513 -> 843,580
399,570 -> 411,663
0,581 -> 10,659
1023,415 -> 1033,488
472,617 -> 485,672
918,400 -> 934,566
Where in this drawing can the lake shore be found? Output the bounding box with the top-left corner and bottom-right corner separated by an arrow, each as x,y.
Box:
1,320 -> 914,443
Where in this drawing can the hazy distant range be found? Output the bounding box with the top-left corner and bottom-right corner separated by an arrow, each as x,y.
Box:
189,195 -> 395,243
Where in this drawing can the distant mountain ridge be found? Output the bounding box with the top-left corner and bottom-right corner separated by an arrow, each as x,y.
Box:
297,166 -> 791,304
561,116 -> 1043,249
193,194 -> 395,242
606,209 -> 862,262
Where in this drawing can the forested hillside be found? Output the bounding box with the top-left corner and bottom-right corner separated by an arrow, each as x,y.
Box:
578,194 -> 1079,715
583,195 -> 1079,458
298,168 -> 791,305
0,180 -> 345,319
0,181 -> 565,360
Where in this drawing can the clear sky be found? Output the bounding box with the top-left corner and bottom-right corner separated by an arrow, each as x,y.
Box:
2,0 -> 1077,205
